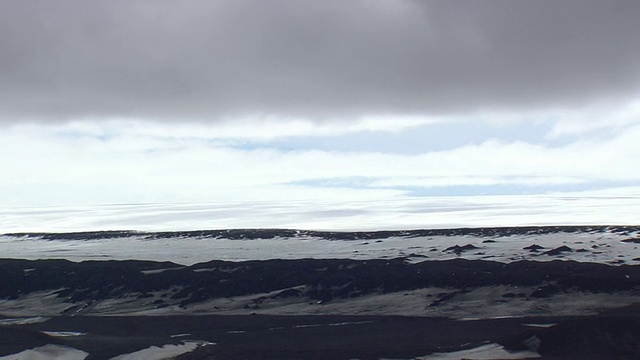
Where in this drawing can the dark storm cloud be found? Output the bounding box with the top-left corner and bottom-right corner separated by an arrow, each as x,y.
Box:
1,0 -> 639,123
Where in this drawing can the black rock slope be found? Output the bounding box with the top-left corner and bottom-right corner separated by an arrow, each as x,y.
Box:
1,257 -> 639,309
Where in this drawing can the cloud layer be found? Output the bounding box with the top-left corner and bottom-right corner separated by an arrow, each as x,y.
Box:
1,0 -> 639,123
2,121 -> 639,207
2,1 -> 640,230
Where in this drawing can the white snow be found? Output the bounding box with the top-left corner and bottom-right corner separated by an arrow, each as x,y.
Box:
140,267 -> 185,275
108,341 -> 214,360
414,343 -> 540,359
0,228 -> 637,266
0,342 -> 214,360
0,345 -> 88,360
42,331 -> 86,337
1,191 -> 639,233
0,317 -> 49,325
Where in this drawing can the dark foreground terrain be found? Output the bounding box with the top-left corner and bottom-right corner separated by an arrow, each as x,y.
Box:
1,257 -> 640,358
2,310 -> 640,359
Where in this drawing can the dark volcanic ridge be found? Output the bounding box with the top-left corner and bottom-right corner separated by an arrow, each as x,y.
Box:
5,224 -> 640,241
1,257 -> 639,314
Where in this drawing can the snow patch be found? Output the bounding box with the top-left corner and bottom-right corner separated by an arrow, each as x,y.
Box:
42,331 -> 86,337
414,343 -> 539,359
140,267 -> 185,275
109,341 -> 215,360
0,345 -> 88,360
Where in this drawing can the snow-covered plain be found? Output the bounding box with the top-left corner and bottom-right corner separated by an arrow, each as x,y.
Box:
1,189 -> 640,233
0,227 -> 637,266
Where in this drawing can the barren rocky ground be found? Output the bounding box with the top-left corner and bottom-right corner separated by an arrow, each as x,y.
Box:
1,226 -> 640,359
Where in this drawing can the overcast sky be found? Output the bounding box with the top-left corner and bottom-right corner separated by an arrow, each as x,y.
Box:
1,0 -> 640,230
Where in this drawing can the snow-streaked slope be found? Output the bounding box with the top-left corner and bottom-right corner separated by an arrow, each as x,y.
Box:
1,227 -> 638,266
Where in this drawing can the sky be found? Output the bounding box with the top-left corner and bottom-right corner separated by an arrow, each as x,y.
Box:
1,0 -> 640,231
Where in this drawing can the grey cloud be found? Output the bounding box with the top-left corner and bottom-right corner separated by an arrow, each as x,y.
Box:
1,0 -> 639,123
